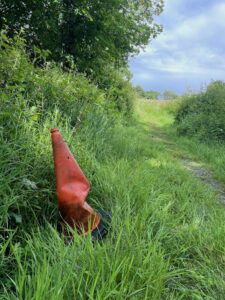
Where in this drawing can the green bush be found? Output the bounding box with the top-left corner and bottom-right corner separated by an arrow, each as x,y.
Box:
93,64 -> 135,114
175,81 -> 225,141
0,32 -> 134,125
0,33 -> 106,124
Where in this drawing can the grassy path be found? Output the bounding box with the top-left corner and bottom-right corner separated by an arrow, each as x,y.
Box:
136,99 -> 225,205
180,159 -> 225,205
151,121 -> 225,205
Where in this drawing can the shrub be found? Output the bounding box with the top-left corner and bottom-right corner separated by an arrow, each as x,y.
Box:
93,64 -> 134,115
175,81 -> 225,142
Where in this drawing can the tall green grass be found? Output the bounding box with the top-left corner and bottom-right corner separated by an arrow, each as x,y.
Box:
2,104 -> 225,298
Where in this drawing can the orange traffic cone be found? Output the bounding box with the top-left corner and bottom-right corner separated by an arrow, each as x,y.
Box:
51,128 -> 102,236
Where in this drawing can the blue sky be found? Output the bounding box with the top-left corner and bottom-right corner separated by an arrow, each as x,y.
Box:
129,0 -> 225,94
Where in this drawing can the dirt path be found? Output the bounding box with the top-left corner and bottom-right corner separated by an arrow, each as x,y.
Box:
181,159 -> 225,204
150,124 -> 225,205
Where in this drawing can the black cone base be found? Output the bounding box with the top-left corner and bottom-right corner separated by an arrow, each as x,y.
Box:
91,210 -> 111,241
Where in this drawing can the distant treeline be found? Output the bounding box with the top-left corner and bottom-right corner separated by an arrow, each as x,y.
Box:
135,85 -> 178,100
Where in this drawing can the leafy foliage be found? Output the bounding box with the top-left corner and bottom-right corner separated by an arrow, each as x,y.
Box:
0,0 -> 164,77
175,81 -> 225,141
145,90 -> 160,100
163,90 -> 178,100
0,32 -> 134,123
0,1 -> 164,117
135,85 -> 160,100
135,85 -> 146,97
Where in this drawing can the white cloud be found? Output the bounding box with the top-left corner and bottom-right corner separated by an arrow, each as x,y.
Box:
129,1 -> 225,92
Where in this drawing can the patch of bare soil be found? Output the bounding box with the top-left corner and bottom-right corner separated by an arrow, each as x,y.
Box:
181,159 -> 225,204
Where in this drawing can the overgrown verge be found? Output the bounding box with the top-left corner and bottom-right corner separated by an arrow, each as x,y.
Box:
0,33 -> 133,243
0,32 -> 137,295
175,81 -> 225,142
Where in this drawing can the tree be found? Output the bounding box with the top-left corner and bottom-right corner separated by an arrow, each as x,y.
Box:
145,90 -> 160,100
163,90 -> 178,100
0,0 -> 164,76
135,86 -> 160,100
135,85 -> 146,97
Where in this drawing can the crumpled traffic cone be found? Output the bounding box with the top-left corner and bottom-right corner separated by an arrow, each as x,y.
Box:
51,128 -> 101,235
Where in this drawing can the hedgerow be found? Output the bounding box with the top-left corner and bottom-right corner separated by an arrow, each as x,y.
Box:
175,81 -> 225,142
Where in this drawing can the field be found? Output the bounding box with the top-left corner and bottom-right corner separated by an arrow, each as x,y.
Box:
1,98 -> 225,299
